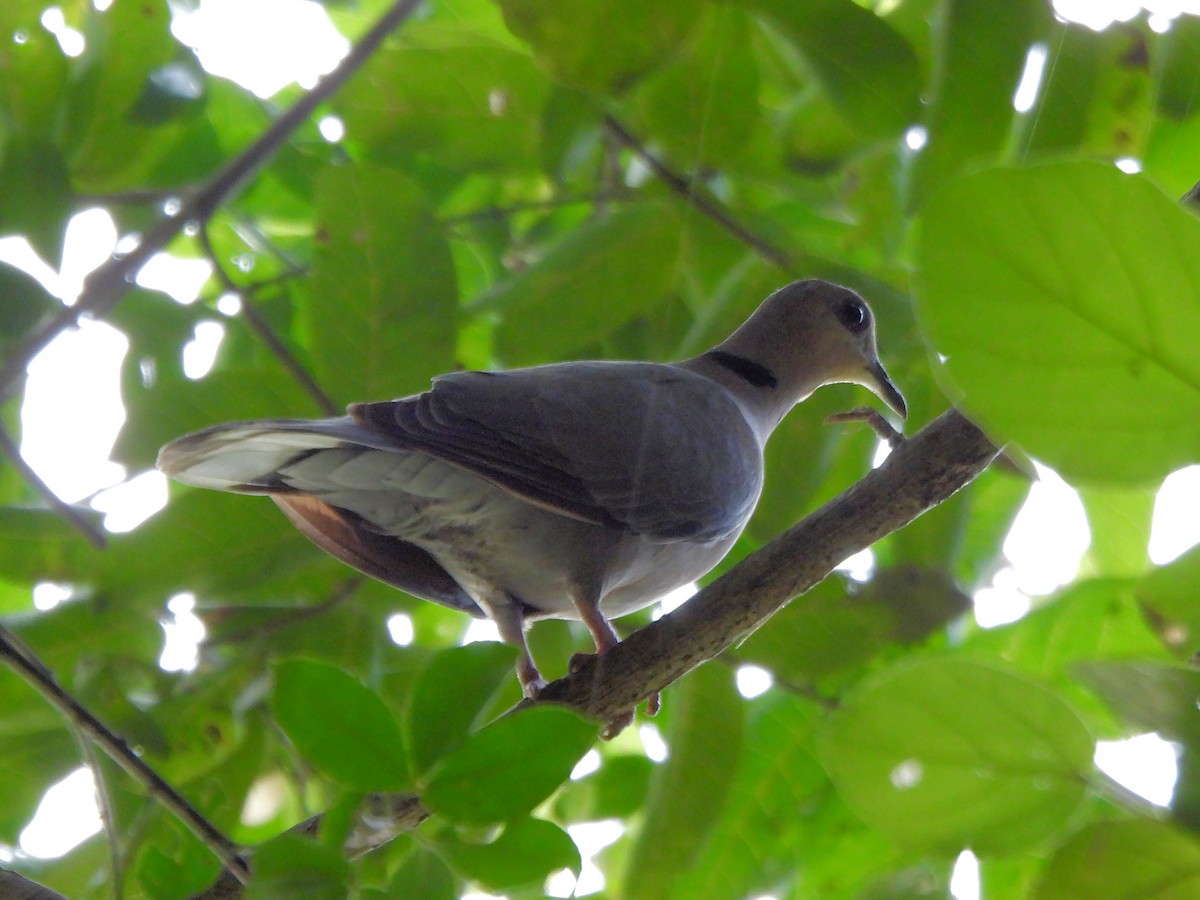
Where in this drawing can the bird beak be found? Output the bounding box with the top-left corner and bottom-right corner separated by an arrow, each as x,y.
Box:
863,359 -> 908,419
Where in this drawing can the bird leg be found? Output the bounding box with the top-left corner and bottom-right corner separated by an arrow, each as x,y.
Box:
569,588 -> 661,737
474,589 -> 546,698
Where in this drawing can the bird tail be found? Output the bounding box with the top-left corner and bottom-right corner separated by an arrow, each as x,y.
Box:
156,418 -> 374,494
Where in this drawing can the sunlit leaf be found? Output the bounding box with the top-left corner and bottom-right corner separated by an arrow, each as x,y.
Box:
272,659 -> 409,791
917,162 -> 1200,485
431,816 -> 580,891
820,657 -> 1093,853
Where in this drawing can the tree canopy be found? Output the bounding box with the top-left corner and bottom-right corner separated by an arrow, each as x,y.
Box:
2,0 -> 1199,897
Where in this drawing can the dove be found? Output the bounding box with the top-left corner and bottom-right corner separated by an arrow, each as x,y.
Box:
158,279 -> 906,709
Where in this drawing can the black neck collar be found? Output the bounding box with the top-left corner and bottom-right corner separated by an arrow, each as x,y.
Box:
705,350 -> 778,389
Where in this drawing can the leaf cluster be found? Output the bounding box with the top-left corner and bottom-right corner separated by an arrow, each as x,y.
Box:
1,0 -> 1200,897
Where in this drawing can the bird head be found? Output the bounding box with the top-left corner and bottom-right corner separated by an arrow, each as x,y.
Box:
715,279 -> 908,425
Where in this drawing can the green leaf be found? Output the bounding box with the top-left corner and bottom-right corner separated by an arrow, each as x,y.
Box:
672,695 -> 830,899
304,164 -> 458,403
911,0 -> 1049,202
1079,483 -> 1155,577
1033,819 -> 1200,899
389,846 -> 458,900
128,57 -> 206,126
0,1 -> 70,139
497,0 -> 701,95
9,593 -> 162,677
742,0 -> 920,139
336,27 -> 550,171
1137,545 -> 1200,658
0,262 -> 56,349
1145,111 -> 1200,200
0,137 -> 73,264
405,642 -> 517,777
636,5 -> 760,168
1154,14 -> 1200,121
1073,661 -> 1200,748
738,578 -> 892,682
246,833 -> 349,900
135,823 -> 223,900
966,579 -> 1167,682
0,492 -> 328,605
422,705 -> 596,823
0,726 -> 77,841
819,657 -> 1093,854
916,162 -> 1200,486
63,0 -> 190,191
480,202 -> 683,365
621,662 -> 743,900
553,753 -> 654,822
272,659 -> 409,791
432,816 -> 580,891
1016,24 -> 1113,156
748,389 -> 873,543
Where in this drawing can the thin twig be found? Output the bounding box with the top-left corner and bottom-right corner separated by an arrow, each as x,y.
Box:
0,425 -> 106,549
227,214 -> 307,275
0,0 -> 427,405
602,114 -> 794,270
198,223 -> 338,415
80,739 -> 127,896
0,625 -> 250,883
825,406 -> 906,449
239,297 -> 341,415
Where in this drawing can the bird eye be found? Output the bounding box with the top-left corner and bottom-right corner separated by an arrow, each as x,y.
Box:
836,298 -> 870,334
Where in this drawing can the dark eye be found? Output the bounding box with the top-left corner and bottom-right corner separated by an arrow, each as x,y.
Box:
836,298 -> 870,334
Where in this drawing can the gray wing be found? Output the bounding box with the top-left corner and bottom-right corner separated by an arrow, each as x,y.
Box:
350,361 -> 764,542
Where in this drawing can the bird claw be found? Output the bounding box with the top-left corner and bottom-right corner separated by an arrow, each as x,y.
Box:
568,651 -> 661,738
825,406 -> 905,448
522,676 -> 549,699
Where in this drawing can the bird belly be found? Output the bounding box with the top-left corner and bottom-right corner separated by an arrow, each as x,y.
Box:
293,449 -> 740,620
595,530 -> 741,619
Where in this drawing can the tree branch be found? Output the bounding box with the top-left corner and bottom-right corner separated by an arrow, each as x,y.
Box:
0,0 -> 426,405
0,625 -> 250,884
0,425 -> 106,549
197,223 -> 339,415
534,408 -> 999,720
602,115 -> 794,270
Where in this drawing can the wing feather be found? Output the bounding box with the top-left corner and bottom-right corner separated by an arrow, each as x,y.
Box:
350,362 -> 763,541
